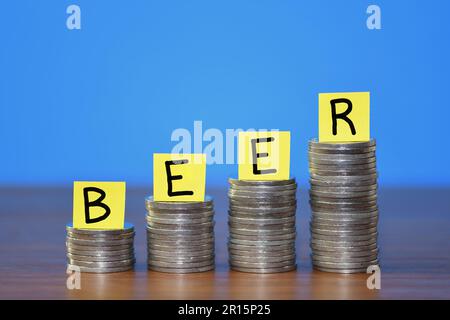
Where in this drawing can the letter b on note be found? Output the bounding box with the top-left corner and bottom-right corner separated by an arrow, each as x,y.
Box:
73,181 -> 126,229
319,92 -> 370,142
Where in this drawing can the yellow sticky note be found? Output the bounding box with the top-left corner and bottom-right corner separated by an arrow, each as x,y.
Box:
238,131 -> 290,180
153,153 -> 206,202
319,92 -> 370,142
73,181 -> 126,230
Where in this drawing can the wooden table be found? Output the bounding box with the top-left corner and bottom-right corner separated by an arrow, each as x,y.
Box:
0,187 -> 449,299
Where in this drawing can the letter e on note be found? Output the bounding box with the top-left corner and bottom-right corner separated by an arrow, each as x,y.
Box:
153,154 -> 206,201
319,92 -> 370,142
73,181 -> 126,229
238,131 -> 290,180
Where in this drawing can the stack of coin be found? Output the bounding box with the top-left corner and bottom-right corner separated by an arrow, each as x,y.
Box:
145,196 -> 215,273
308,139 -> 379,273
66,223 -> 135,273
227,178 -> 297,273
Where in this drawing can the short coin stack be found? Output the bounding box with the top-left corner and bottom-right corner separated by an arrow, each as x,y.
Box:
228,178 -> 297,273
66,223 -> 135,273
308,139 -> 379,273
145,196 -> 215,273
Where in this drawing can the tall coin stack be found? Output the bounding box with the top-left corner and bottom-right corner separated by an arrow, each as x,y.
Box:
228,178 -> 297,273
145,196 -> 215,273
66,223 -> 135,273
308,139 -> 379,273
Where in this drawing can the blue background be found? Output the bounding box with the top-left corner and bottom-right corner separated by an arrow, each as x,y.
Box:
1,0 -> 449,187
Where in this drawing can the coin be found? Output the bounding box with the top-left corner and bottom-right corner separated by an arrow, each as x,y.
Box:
146,195 -> 214,210
230,232 -> 296,241
67,264 -> 134,273
67,258 -> 135,268
230,265 -> 296,273
67,253 -> 134,262
229,178 -> 296,187
148,265 -> 215,273
66,223 -> 135,235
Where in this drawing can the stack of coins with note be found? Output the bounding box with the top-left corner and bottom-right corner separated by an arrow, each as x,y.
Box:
145,196 -> 215,273
308,139 -> 379,273
65,223 -> 135,273
227,178 -> 297,273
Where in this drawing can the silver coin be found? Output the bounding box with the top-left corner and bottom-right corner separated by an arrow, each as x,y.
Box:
66,242 -> 133,251
228,242 -> 295,251
309,162 -> 377,171
66,231 -> 135,240
311,203 -> 378,212
229,210 -> 295,219
148,247 -> 214,257
311,226 -> 377,236
229,247 -> 295,256
311,232 -> 378,242
229,178 -> 296,187
229,259 -> 296,269
147,226 -> 214,235
66,237 -> 134,246
148,258 -> 214,268
310,178 -> 378,188
230,226 -> 296,236
229,189 -> 297,197
312,259 -> 378,269
312,248 -> 378,258
229,205 -> 296,213
67,263 -> 133,273
146,195 -> 214,209
148,243 -> 214,252
310,183 -> 377,192
147,221 -> 215,230
67,258 -> 135,268
229,238 -> 295,246
147,212 -> 214,220
311,243 -> 378,252
310,193 -> 377,203
229,221 -> 295,231
310,168 -> 378,177
230,200 -> 297,209
230,232 -> 296,241
148,253 -> 214,262
229,253 -> 296,263
309,139 -> 376,149
311,210 -> 378,219
67,247 -> 134,257
67,252 -> 134,262
309,156 -> 376,165
146,207 -> 214,214
229,215 -> 295,225
311,235 -> 377,245
309,146 -> 376,155
231,265 -> 296,273
148,264 -> 214,273
66,222 -> 134,235
230,184 -> 297,192
308,151 -> 376,160
146,216 -> 213,225
313,266 -> 368,274
310,189 -> 377,199
147,232 -> 214,241
310,172 -> 378,181
147,238 -> 214,247
311,238 -> 377,248
309,143 -> 376,154
311,253 -> 378,263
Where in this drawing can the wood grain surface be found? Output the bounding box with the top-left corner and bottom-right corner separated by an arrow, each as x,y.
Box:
0,187 -> 449,299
